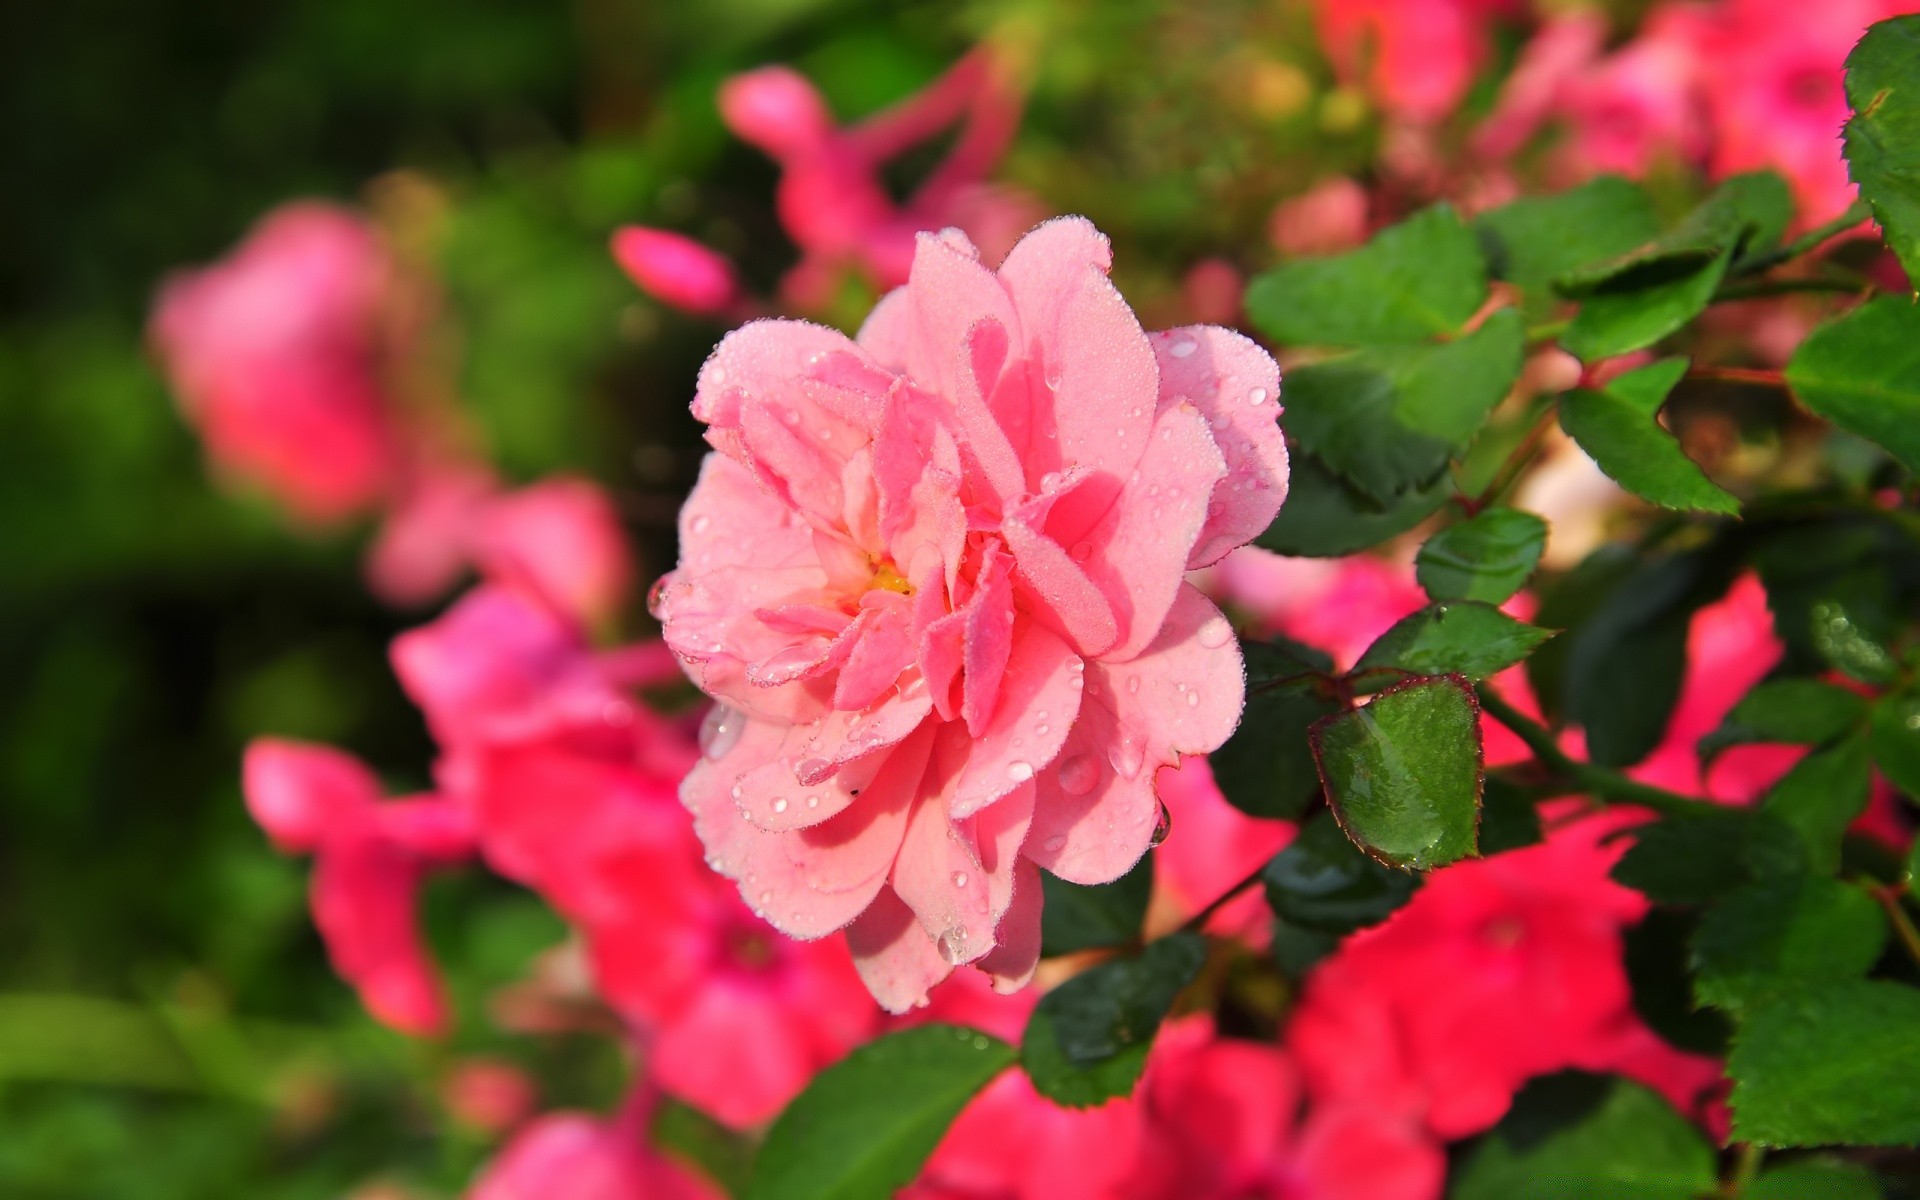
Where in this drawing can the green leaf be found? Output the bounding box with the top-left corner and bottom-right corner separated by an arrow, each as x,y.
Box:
1613,808 -> 1808,906
1210,641 -> 1342,820
1751,520 -> 1906,681
1270,921 -> 1341,980
1624,908 -> 1732,1056
747,1025 -> 1016,1200
1040,857 -> 1153,957
1282,310 -> 1524,505
1352,601 -> 1554,685
1311,675 -> 1482,870
1558,172 -> 1794,293
1415,508 -> 1548,604
1760,733 -> 1874,873
1245,204 -> 1487,346
1261,811 -> 1420,933
1693,877 -> 1887,1012
1558,358 -> 1740,514
1700,678 -> 1871,763
1020,933 -> 1205,1108
1526,544 -> 1637,726
1257,453 -> 1452,558
1730,980 -> 1920,1147
1475,176 -> 1663,300
1479,775 -> 1544,854
1786,297 -> 1920,475
1844,15 -> 1920,285
1561,247 -> 1733,361
1749,1159 -> 1885,1200
1869,688 -> 1920,797
1562,545 -> 1737,768
1452,1074 -> 1718,1200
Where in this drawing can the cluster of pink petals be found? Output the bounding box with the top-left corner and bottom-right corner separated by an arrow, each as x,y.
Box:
657,217 -> 1289,1010
1478,0 -> 1920,223
469,1111 -> 720,1200
1288,807 -> 1726,1141
393,584 -> 881,1127
1313,0 -> 1523,123
151,205 -> 635,620
243,739 -> 474,1036
909,1016 -> 1442,1200
615,49 -> 1036,316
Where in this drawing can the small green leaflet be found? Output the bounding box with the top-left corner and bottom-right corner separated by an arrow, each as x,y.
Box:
1558,358 -> 1739,514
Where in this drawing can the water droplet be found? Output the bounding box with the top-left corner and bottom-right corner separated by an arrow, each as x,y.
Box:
1044,834 -> 1068,851
1127,675 -> 1142,696
771,797 -> 789,814
1248,386 -> 1268,406
1069,541 -> 1093,562
1197,616 -> 1233,648
952,871 -> 970,889
1107,733 -> 1146,780
795,757 -> 833,784
1148,802 -> 1173,848
1006,760 -> 1034,783
1036,724 -> 1050,737
645,575 -> 671,620
971,1034 -> 990,1050
806,794 -> 821,809
936,927 -> 970,964
1186,690 -> 1200,708
1058,754 -> 1098,795
690,514 -> 712,535
710,366 -> 727,385
1170,340 -> 1198,358
699,704 -> 744,760
759,889 -> 773,904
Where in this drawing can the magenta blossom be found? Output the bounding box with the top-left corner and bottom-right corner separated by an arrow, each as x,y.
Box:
151,203 -> 399,523
610,227 -> 744,317
468,1111 -> 720,1200
658,218 -> 1288,1009
1314,0 -> 1521,123
242,738 -> 473,1035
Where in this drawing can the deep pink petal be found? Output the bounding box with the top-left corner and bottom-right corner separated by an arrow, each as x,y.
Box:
242,738 -> 381,852
975,856 -> 1044,993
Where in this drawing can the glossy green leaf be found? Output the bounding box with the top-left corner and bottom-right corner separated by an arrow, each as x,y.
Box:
1257,454 -> 1452,558
1699,678 -> 1871,763
1786,298 -> 1920,475
1561,247 -> 1733,361
747,1025 -> 1016,1200
1281,310 -> 1524,505
1612,808 -> 1808,906
1245,204 -> 1486,345
1693,877 -> 1887,1012
1844,14 -> 1920,283
1040,857 -> 1153,957
1624,909 -> 1731,1056
1750,521 -> 1905,680
1311,675 -> 1482,870
1869,689 -> 1920,797
1352,601 -> 1554,685
1558,172 -> 1793,293
1210,640 -> 1342,820
1760,733 -> 1874,873
1475,175 -> 1663,300
1730,980 -> 1920,1147
1453,1074 -> 1718,1200
1021,934 -> 1205,1108
1261,812 -> 1420,933
1479,775 -> 1544,854
1558,358 -> 1739,513
1415,508 -> 1547,604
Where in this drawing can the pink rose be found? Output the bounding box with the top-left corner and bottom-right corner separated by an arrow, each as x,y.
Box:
1267,178 -> 1371,260
469,477 -> 637,631
1313,0 -> 1521,122
610,227 -> 744,317
468,1112 -> 719,1200
242,738 -> 474,1036
150,203 -> 400,523
659,218 -> 1288,1010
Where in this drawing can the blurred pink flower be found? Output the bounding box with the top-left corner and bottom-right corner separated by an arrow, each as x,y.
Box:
1472,10 -> 1611,163
1180,258 -> 1245,326
1267,179 -> 1371,259
242,738 -> 474,1036
1151,757 -> 1294,942
1210,548 -> 1425,671
1554,7 -> 1710,177
469,477 -> 637,631
151,203 -> 400,523
907,1017 -> 1443,1200
468,1111 -> 719,1200
660,219 -> 1288,1010
1288,808 -> 1722,1140
363,458 -> 498,606
1313,0 -> 1521,122
719,50 -> 1029,299
443,1058 -> 539,1134
610,227 -> 743,316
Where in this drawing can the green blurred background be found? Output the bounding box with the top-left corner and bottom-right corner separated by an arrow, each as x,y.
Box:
0,1 -> 1374,1193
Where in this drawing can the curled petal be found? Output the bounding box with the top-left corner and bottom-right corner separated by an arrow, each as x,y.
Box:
1149,326 -> 1288,569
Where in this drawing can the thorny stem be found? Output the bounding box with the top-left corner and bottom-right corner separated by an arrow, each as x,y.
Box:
1686,366 -> 1787,388
1180,861 -> 1275,934
1474,688 -> 1721,818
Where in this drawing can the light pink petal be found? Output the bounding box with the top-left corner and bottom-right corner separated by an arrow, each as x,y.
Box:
854,286 -> 915,373
1148,326 -> 1288,568
847,885 -> 955,1014
1069,401 -> 1226,661
1029,585 -> 1244,884
242,738 -> 381,852
996,217 -> 1159,524
788,724 -> 930,898
976,856 -> 1044,993
890,789 -> 996,966
653,985 -> 817,1129
732,694 -> 931,832
948,619 -> 1084,820
470,476 -> 635,628
1003,479 -> 1120,657
959,545 -> 1016,737
835,595 -> 915,710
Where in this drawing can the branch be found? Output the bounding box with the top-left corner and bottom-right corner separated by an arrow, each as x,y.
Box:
1733,199 -> 1875,277
1475,688 -> 1720,818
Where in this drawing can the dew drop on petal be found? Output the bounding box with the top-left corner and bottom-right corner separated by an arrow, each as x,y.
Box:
806,795 -> 820,809
1127,675 -> 1142,696
1197,616 -> 1233,649
699,704 -> 744,760
1248,387 -> 1268,406
1107,733 -> 1146,780
1170,340 -> 1198,358
937,927 -> 970,965
771,797 -> 789,814
1057,754 -> 1099,796
1149,802 -> 1173,848
1069,541 -> 1092,562
1006,760 -> 1034,783
1186,690 -> 1200,708
691,514 -> 712,534
645,575 -> 671,620
1044,834 -> 1068,851
952,871 -> 970,889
